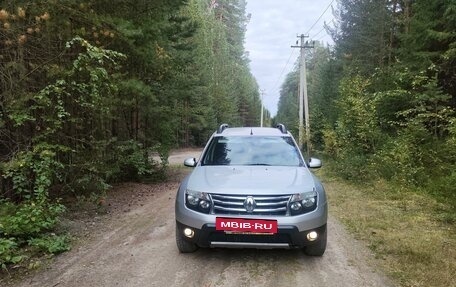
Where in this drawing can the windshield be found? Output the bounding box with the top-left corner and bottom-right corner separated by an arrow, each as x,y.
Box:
201,136 -> 304,167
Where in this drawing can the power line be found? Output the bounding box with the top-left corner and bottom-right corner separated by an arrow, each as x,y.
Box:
271,49 -> 296,94
311,29 -> 329,43
267,0 -> 335,114
305,0 -> 335,35
311,26 -> 326,40
316,32 -> 329,42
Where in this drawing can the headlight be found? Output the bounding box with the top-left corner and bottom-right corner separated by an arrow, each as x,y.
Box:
186,189 -> 212,213
289,191 -> 317,215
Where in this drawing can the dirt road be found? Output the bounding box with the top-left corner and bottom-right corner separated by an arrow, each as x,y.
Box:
9,150 -> 393,287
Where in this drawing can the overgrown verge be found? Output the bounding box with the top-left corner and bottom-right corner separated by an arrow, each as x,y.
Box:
1,0 -> 261,275
311,45 -> 456,287
0,201 -> 69,269
0,37 -> 167,273
320,163 -> 456,287
0,141 -> 166,273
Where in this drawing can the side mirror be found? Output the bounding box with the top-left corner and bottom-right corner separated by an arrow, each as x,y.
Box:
308,157 -> 322,169
184,157 -> 197,167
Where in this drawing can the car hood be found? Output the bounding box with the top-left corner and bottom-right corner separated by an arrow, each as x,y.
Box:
187,166 -> 316,195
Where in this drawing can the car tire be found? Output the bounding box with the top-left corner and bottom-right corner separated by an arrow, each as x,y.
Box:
176,225 -> 198,253
304,228 -> 327,256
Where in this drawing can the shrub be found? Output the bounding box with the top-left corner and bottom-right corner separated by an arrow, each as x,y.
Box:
322,126 -> 340,157
426,172 -> 456,209
2,145 -> 64,202
0,238 -> 23,269
370,127 -> 428,186
28,234 -> 70,254
0,201 -> 65,238
336,151 -> 372,181
110,140 -> 154,181
0,200 -> 66,269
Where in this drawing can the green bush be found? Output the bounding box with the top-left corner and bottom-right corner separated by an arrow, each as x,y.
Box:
336,76 -> 382,155
102,140 -> 169,183
0,238 -> 23,269
110,140 -> 153,181
370,131 -> 428,186
2,145 -> 64,201
334,152 -> 372,181
0,201 -> 65,238
322,126 -> 340,157
426,172 -> 456,208
0,200 -> 66,269
28,234 -> 70,254
72,171 -> 111,197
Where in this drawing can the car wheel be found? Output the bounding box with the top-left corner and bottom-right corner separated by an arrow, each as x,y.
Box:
304,228 -> 327,256
176,225 -> 198,253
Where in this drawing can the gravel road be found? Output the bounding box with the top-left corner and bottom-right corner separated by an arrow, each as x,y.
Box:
9,150 -> 393,287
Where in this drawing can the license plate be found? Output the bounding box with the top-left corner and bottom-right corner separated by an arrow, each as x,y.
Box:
216,217 -> 278,234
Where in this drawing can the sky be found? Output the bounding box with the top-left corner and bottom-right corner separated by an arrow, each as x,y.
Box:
244,0 -> 336,116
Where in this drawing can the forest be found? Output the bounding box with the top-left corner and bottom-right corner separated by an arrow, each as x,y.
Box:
0,0 -> 455,275
0,0 -> 261,267
276,0 -> 455,208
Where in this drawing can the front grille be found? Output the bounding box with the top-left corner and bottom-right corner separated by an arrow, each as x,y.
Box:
211,194 -> 291,216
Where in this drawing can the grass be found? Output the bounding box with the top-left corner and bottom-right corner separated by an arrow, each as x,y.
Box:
317,169 -> 456,287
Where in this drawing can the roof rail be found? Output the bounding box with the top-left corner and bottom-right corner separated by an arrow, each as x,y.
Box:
217,123 -> 229,134
276,124 -> 287,134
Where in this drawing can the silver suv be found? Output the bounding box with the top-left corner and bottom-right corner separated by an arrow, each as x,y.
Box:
175,124 -> 327,256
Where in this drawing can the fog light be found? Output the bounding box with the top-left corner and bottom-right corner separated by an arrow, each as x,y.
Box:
307,231 -> 318,241
183,228 -> 195,238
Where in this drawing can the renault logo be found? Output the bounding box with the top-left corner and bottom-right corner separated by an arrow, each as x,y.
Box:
244,196 -> 256,213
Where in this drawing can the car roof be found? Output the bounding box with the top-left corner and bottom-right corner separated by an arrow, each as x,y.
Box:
215,127 -> 290,137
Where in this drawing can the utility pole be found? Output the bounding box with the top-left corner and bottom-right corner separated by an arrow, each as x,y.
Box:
260,89 -> 265,127
292,34 -> 314,156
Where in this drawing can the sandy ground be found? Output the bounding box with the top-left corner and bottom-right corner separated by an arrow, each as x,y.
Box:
4,149 -> 393,287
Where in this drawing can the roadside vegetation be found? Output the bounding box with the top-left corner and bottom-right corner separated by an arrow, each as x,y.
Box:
0,0 -> 260,272
275,1 -> 455,286
321,167 -> 455,287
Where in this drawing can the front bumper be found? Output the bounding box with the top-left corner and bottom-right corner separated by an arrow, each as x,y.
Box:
176,221 -> 327,249
175,200 -> 328,233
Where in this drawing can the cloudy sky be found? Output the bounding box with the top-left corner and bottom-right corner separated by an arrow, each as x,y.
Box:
245,0 -> 335,116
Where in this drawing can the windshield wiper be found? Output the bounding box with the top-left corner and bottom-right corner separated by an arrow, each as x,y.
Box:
248,163 -> 271,166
